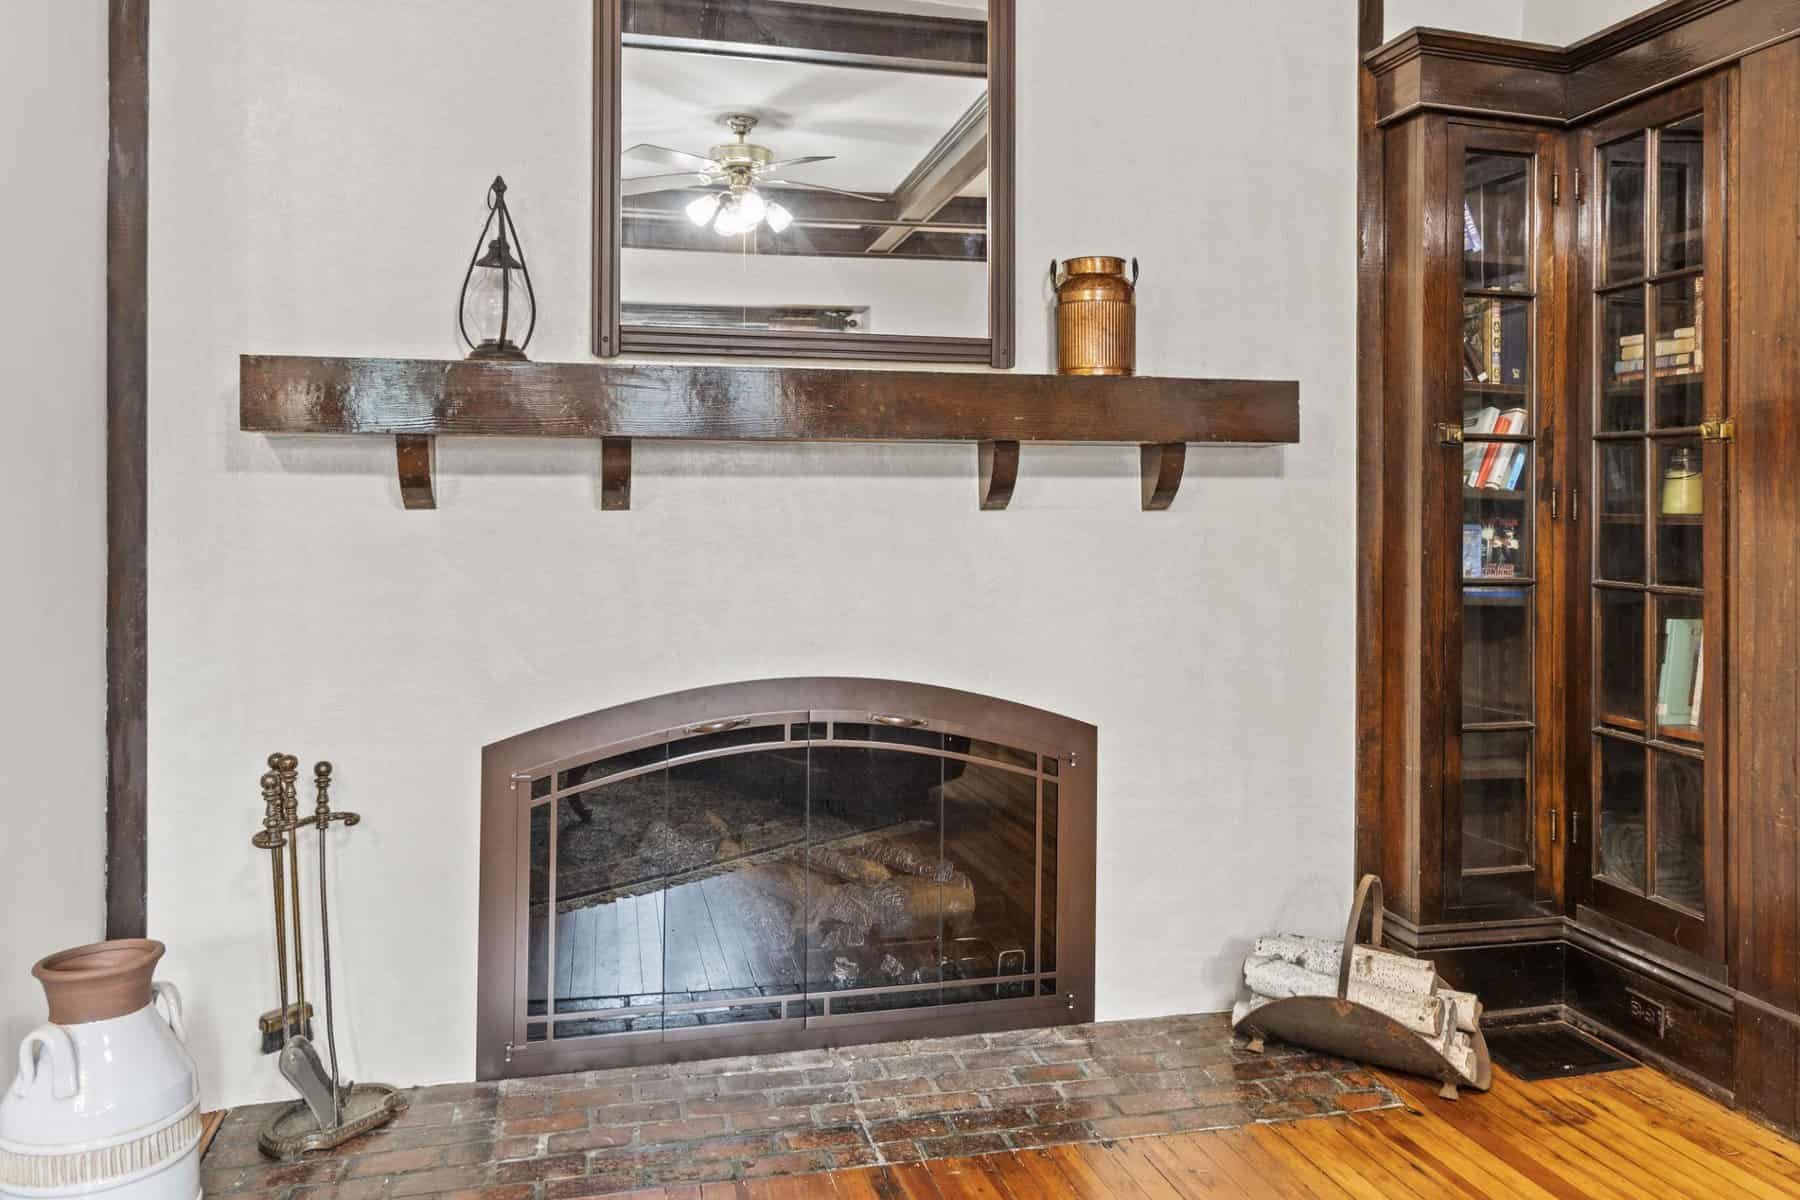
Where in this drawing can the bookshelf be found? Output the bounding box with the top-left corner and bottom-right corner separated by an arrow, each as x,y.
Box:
1575,94 -> 1723,952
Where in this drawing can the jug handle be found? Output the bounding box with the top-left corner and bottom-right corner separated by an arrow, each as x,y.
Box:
1049,259 -> 1063,289
152,981 -> 187,1044
14,1025 -> 79,1101
1130,257 -> 1140,286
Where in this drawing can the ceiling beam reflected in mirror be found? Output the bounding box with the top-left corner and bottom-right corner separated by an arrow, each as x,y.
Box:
622,0 -> 988,75
866,93 -> 988,254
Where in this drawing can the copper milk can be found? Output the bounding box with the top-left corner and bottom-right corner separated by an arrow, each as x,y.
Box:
1051,256 -> 1138,376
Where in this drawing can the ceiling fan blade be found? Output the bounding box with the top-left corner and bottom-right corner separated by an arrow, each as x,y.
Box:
622,143 -> 717,171
622,173 -> 706,196
760,178 -> 885,203
762,155 -> 834,172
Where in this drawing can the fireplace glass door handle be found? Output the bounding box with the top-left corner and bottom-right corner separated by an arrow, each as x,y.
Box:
686,717 -> 750,735
869,713 -> 929,729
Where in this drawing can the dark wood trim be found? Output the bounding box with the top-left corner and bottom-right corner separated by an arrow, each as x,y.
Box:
395,435 -> 436,510
599,438 -> 631,511
106,0 -> 149,941
239,356 -> 1300,446
977,440 -> 1018,511
620,0 -> 987,76
1354,0 -> 1388,895
592,0 -> 621,358
1365,0 -> 1800,127
599,0 -> 1015,366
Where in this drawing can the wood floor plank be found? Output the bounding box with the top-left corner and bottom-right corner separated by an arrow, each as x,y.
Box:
1481,1073 -> 1716,1200
1603,1069 -> 1800,1175
921,1153 -> 1011,1200
1350,1108 -> 1551,1200
1211,1127 -> 1338,1200
1381,1073 -> 1609,1200
1008,1146 -> 1109,1199
1328,1111 -> 1480,1199
1100,1137 -> 1193,1199
1043,1141 -> 1156,1199
825,1167 -> 887,1200
1272,1117 -> 1437,1200
878,1164 -> 944,1200
1134,1131 -> 1233,1196
1175,1130 -> 1292,1199
1257,1120 -> 1391,1200
1453,1074 -> 1672,1200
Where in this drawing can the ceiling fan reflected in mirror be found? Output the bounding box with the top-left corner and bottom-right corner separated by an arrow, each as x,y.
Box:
623,113 -> 882,237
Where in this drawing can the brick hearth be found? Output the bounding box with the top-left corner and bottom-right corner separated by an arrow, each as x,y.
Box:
201,1013 -> 1398,1196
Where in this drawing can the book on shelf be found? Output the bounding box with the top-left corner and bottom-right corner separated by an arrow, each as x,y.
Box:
1657,617 -> 1704,726
1463,299 -> 1527,387
1464,406 -> 1527,489
1463,517 -> 1522,578
1690,632 -> 1705,716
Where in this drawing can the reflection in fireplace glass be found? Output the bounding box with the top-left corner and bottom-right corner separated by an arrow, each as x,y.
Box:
524,720 -> 1057,1041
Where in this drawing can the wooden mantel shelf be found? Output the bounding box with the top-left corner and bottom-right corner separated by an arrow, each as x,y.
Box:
239,355 -> 1299,511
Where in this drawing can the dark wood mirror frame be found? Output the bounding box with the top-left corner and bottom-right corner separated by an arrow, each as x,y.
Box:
593,0 -> 1015,367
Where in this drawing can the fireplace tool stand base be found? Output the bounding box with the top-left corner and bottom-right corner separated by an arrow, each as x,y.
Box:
253,754 -> 409,1160
259,1083 -> 410,1158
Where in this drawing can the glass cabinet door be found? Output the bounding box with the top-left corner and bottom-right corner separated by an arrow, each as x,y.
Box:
1445,124 -> 1561,913
1578,81 -> 1725,958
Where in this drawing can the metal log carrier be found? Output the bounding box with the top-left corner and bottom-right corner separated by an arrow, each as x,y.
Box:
252,754 -> 408,1158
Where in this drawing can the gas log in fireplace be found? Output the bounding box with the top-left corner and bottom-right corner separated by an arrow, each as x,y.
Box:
476,679 -> 1095,1078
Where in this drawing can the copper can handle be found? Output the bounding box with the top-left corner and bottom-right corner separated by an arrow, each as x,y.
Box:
1131,257 -> 1140,286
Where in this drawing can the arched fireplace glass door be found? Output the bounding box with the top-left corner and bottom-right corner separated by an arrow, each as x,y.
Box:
477,680 -> 1095,1078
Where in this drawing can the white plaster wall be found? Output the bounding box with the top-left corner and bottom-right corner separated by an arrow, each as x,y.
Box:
1386,0 -> 1523,42
0,0 -> 107,1051
1386,0 -> 1654,45
149,0 -> 1357,1106
1519,0 -> 1655,45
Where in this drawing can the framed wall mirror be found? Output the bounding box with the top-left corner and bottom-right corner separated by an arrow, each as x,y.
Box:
594,0 -> 1014,366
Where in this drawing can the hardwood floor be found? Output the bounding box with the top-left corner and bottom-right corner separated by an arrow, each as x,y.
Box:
603,1065 -> 1800,1198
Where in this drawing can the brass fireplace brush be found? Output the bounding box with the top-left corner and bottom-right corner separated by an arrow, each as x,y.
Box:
250,753 -> 407,1158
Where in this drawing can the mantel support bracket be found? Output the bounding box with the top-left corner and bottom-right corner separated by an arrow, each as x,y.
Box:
1140,442 -> 1186,511
396,435 -> 436,510
601,438 -> 632,510
978,440 -> 1020,510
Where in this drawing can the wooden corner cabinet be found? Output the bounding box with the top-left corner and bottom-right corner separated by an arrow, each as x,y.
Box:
1360,2 -> 1800,1136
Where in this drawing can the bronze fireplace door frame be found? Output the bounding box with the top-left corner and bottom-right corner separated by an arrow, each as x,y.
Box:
476,677 -> 1097,1080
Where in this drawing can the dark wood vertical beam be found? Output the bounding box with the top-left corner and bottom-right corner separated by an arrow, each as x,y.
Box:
1733,35 -> 1800,1137
1355,0 -> 1388,892
395,435 -> 437,510
107,0 -> 149,940
987,0 -> 1015,369
593,0 -> 622,357
600,438 -> 632,510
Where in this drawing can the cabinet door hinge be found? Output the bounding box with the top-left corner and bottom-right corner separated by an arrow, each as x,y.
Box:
1574,168 -> 1583,204
1700,416 -> 1736,443
1552,173 -> 1561,206
1570,807 -> 1581,844
1571,485 -> 1581,523
1436,422 -> 1464,447
1550,807 -> 1559,843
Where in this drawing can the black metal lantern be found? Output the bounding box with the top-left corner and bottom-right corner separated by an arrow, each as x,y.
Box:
458,176 -> 536,361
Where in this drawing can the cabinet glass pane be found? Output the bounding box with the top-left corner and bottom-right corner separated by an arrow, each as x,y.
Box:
1655,440 -> 1703,588
1653,277 -> 1705,428
1654,595 -> 1705,740
1597,737 -> 1647,892
1461,298 -> 1532,412
1462,730 -> 1530,870
1600,290 -> 1647,432
1601,135 -> 1647,283
1597,589 -> 1645,729
1653,752 -> 1704,913
1463,452 -> 1532,580
1597,442 -> 1646,582
1658,115 -> 1705,273
1463,587 -> 1531,725
1464,153 -> 1531,292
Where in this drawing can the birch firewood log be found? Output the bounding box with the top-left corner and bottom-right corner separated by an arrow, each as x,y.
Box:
1339,945 -> 1441,994
1439,988 -> 1481,1034
1345,978 -> 1445,1037
1242,956 -> 1335,1000
1252,933 -> 1339,967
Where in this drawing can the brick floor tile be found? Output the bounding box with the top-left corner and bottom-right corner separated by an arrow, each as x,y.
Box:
690,1134 -> 776,1160
915,1133 -> 1010,1158
1059,1078 -> 1123,1098
1339,1090 -> 1392,1111
892,1091 -> 985,1117
637,1115 -> 729,1144
866,1116 -> 951,1143
346,1146 -> 449,1177
946,1106 -> 1037,1134
781,1125 -> 868,1151
685,1093 -> 770,1116
493,1153 -> 588,1183
501,1111 -> 587,1136
551,1084 -> 635,1110
544,1124 -> 637,1155
740,1151 -> 833,1179
388,1165 -> 494,1196
1090,1114 -> 1176,1140
851,1077 -> 933,1100
1005,1122 -> 1092,1149
1013,1063 -> 1085,1084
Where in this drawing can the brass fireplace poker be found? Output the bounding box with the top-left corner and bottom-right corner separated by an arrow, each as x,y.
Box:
251,753 -> 407,1159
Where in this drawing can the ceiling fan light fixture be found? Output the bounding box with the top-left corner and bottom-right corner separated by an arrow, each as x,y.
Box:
685,192 -> 721,227
735,188 -> 768,225
713,196 -> 755,236
765,202 -> 794,234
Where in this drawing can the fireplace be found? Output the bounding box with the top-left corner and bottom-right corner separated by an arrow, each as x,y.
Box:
476,679 -> 1095,1078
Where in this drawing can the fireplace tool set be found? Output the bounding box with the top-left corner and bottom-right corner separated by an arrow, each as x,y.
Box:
251,753 -> 407,1158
